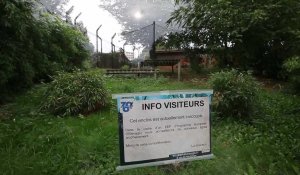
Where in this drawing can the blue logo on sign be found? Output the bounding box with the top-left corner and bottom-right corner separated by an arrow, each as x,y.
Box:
121,102 -> 133,112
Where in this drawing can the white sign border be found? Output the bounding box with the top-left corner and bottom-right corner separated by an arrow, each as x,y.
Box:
117,154 -> 214,171
114,90 -> 214,171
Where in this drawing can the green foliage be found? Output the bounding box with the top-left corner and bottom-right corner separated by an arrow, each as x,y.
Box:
183,48 -> 204,73
0,0 -> 37,92
0,0 -> 91,103
169,0 -> 300,77
121,65 -> 130,70
283,56 -> 300,93
37,14 -> 91,72
0,73 -> 299,174
40,71 -> 110,117
283,56 -> 300,72
209,69 -> 260,118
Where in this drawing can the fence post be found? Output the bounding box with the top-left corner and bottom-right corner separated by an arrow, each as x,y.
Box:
178,60 -> 181,81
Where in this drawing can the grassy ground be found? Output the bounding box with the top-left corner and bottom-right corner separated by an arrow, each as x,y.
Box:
0,73 -> 299,175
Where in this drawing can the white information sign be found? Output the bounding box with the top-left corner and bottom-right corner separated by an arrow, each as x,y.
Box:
113,90 -> 214,170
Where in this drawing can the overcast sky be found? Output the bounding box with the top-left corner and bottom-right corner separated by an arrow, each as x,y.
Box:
66,0 -> 125,53
65,0 -> 178,58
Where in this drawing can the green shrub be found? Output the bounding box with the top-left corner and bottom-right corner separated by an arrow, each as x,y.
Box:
208,69 -> 260,118
283,56 -> 300,93
0,1 -> 91,104
40,71 -> 110,117
121,65 -> 130,70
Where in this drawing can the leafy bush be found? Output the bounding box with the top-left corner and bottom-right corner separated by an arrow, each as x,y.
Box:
208,69 -> 260,118
41,71 -> 110,116
283,56 -> 300,93
0,1 -> 91,104
121,65 -> 130,70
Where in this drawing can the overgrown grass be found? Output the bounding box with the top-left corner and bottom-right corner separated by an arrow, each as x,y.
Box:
0,70 -> 299,174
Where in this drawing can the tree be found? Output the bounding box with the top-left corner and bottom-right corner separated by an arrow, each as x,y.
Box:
168,0 -> 300,77
37,0 -> 69,16
0,0 -> 90,103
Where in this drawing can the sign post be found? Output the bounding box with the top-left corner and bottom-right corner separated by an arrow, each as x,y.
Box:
113,90 -> 214,170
